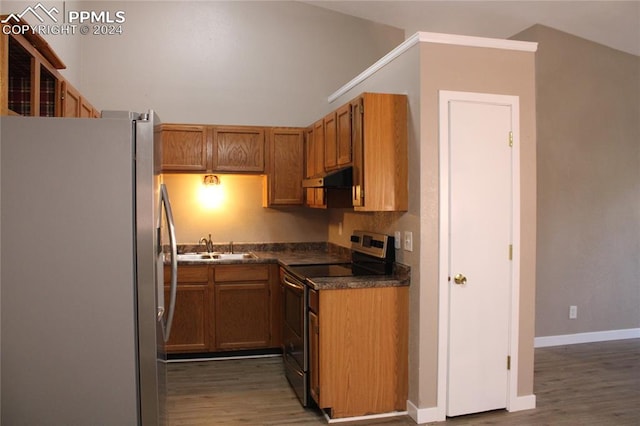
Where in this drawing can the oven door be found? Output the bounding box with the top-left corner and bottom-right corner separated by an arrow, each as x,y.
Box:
280,268 -> 309,406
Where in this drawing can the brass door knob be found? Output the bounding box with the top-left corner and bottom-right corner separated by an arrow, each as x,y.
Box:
454,273 -> 467,285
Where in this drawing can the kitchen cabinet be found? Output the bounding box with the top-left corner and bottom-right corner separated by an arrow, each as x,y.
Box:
160,124 -> 209,172
304,120 -> 327,208
324,103 -> 352,171
61,80 -> 100,118
213,264 -> 274,350
212,126 -> 265,172
164,262 -> 280,354
351,93 -> 408,211
1,17 -> 98,117
163,265 -> 211,353
160,124 -> 267,173
308,286 -> 408,419
264,127 -> 305,206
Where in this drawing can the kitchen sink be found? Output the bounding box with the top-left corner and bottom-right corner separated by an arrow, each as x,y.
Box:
174,252 -> 257,262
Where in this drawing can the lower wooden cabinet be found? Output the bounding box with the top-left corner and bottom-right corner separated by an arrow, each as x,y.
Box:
164,263 -> 280,354
308,286 -> 409,419
214,264 -> 271,350
163,265 -> 210,353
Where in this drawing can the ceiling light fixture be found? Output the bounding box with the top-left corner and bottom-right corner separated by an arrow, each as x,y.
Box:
203,174 -> 220,186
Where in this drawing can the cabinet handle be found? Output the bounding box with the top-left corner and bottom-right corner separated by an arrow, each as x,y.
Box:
282,275 -> 304,291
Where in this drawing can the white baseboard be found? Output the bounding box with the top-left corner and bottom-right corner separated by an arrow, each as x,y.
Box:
407,400 -> 445,424
324,410 -> 407,423
508,394 -> 536,412
534,328 -> 640,348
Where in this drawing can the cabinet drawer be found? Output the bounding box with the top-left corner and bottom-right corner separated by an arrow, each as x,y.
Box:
164,265 -> 209,284
215,264 -> 269,282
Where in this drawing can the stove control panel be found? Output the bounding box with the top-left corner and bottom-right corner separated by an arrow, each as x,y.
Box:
350,230 -> 394,259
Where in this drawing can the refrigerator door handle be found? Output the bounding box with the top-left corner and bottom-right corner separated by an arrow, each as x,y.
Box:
160,184 -> 178,342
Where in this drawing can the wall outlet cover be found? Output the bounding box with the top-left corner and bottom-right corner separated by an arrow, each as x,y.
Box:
403,231 -> 413,252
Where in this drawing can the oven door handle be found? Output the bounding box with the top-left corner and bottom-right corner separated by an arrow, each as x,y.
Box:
282,275 -> 305,291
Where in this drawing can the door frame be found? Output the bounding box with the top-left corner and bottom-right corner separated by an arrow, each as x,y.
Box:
436,90 -> 522,418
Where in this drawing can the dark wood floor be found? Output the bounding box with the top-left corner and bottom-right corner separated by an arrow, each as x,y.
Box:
166,339 -> 640,425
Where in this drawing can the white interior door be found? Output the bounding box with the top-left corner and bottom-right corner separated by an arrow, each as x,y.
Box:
445,97 -> 514,417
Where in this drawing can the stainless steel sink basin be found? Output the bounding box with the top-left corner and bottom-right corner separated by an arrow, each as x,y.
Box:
174,252 -> 257,262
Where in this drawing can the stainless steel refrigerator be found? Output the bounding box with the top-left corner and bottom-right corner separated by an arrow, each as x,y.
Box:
0,111 -> 178,425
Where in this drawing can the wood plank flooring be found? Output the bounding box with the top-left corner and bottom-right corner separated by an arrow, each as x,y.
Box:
166,339 -> 640,425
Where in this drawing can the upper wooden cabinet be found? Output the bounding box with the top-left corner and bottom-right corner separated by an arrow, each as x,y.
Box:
304,120 -> 327,208
212,126 -> 265,172
160,124 -> 209,172
264,127 -> 305,206
325,103 -> 352,171
160,124 -> 266,173
61,80 -> 100,118
1,17 -> 98,117
351,93 -> 408,212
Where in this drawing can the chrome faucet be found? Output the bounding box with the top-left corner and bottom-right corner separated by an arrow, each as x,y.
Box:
199,234 -> 214,253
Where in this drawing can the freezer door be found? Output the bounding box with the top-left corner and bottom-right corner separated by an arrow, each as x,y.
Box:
134,110 -> 168,426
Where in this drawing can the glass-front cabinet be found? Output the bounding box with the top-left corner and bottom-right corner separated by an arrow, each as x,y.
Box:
1,16 -> 99,117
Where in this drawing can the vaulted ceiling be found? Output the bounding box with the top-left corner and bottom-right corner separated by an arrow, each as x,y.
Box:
305,1 -> 640,56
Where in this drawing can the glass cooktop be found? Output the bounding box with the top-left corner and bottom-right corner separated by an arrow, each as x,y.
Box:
288,263 -> 354,280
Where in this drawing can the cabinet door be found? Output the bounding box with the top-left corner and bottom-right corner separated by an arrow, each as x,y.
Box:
61,80 -> 97,118
214,265 -> 271,350
335,103 -> 352,167
304,120 -> 327,208
352,93 -> 408,212
164,285 -> 209,353
266,128 -> 304,206
325,104 -> 352,170
309,310 -> 320,404
163,265 -> 210,353
214,282 -> 270,350
312,119 -> 325,176
324,112 -> 338,170
62,81 -> 81,117
212,126 -> 265,172
160,124 -> 209,172
351,97 -> 364,207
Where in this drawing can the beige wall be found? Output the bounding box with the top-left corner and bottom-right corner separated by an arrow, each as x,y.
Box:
75,1 -> 403,126
512,25 -> 640,337
68,1 -> 403,244
328,40 -> 537,409
163,174 -> 328,244
418,42 -> 537,403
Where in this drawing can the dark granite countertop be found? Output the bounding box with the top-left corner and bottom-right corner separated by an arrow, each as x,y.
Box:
304,262 -> 411,290
166,242 -> 410,289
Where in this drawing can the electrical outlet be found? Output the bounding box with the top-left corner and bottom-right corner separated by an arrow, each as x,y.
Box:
403,231 -> 413,252
394,231 -> 401,249
569,305 -> 577,319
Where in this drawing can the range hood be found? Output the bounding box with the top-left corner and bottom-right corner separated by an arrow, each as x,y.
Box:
302,166 -> 353,188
